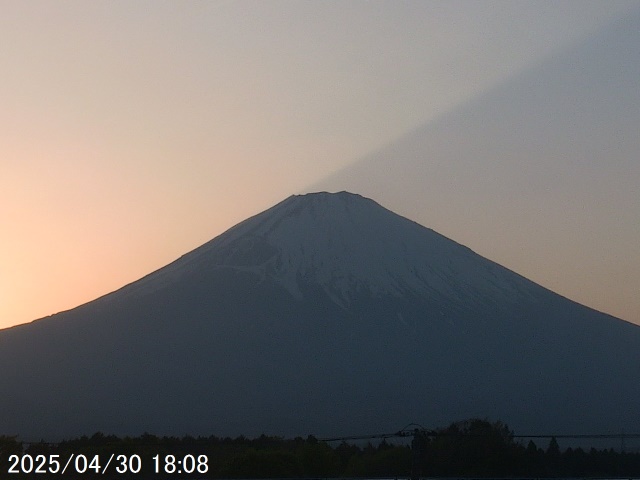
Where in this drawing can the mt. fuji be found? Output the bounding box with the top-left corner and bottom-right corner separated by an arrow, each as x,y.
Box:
1,192 -> 639,440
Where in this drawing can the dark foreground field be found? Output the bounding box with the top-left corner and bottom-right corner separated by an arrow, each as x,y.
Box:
2,420 -> 640,479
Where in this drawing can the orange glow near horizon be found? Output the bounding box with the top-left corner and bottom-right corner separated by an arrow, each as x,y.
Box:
2,2 -> 639,330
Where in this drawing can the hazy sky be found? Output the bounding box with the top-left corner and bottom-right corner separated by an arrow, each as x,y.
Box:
2,0 -> 639,330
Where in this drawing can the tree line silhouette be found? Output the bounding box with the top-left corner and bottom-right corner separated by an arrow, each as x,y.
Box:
2,419 -> 639,478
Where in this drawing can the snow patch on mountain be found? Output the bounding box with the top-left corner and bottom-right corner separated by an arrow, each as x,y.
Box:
125,192 -> 541,309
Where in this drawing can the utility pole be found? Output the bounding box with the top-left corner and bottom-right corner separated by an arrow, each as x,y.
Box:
410,429 -> 428,480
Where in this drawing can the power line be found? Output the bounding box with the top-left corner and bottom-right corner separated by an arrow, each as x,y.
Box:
321,429 -> 640,442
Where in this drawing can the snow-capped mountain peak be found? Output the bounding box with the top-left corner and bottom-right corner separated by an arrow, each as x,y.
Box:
130,192 -> 537,308
2,191 -> 639,440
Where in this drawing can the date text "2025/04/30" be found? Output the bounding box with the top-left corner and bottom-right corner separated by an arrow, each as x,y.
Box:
7,453 -> 209,475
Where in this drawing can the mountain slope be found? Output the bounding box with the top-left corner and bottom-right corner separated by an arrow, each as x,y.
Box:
1,192 -> 639,440
310,10 -> 640,323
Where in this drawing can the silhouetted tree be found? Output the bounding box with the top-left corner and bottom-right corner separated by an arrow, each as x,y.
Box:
0,436 -> 22,473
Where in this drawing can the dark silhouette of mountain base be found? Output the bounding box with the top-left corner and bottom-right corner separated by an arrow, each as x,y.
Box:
1,192 -> 639,440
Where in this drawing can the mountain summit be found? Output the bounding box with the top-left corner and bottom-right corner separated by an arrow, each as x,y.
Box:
129,192 -> 530,309
1,192 -> 639,440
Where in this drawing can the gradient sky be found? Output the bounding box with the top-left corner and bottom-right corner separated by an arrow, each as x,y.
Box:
2,0 -> 639,330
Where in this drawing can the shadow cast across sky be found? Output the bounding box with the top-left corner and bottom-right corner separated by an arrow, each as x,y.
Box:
309,9 -> 640,324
